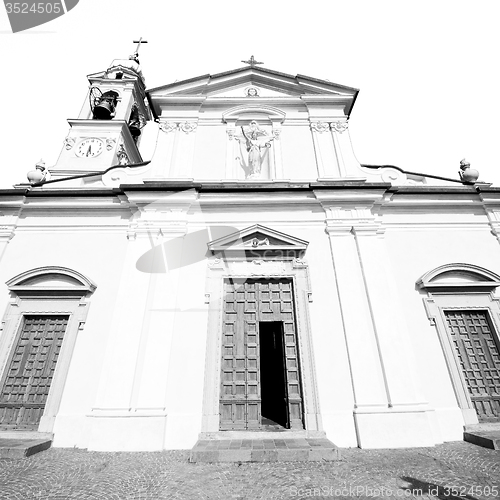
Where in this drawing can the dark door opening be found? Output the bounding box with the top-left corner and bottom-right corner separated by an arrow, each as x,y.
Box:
259,321 -> 289,428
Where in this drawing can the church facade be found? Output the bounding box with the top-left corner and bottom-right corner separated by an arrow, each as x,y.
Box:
0,52 -> 499,451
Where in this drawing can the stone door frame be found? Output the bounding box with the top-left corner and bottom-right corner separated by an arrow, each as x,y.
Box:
418,263 -> 500,425
0,267 -> 96,433
201,257 -> 322,433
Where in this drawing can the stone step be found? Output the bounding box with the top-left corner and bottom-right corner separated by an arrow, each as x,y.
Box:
189,437 -> 340,463
0,438 -> 52,458
464,423 -> 500,450
464,431 -> 500,450
199,430 -> 327,440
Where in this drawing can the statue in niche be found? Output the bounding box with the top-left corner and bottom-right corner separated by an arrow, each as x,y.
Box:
234,121 -> 274,179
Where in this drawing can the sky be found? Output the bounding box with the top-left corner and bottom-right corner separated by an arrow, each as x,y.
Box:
1,0 -> 499,188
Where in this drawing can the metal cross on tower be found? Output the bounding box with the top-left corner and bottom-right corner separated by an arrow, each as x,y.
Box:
130,37 -> 148,61
241,55 -> 264,67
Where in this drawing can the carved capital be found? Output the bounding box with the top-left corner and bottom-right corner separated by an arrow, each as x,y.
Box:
159,121 -> 178,134
0,224 -> 17,243
293,257 -> 308,268
208,258 -> 225,270
310,121 -> 330,133
272,129 -> 281,140
227,129 -> 236,141
179,121 -> 198,134
330,121 -> 349,133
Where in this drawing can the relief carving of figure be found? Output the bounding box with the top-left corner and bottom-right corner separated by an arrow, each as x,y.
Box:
234,121 -> 274,178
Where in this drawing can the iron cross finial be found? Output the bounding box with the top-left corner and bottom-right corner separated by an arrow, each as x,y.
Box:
241,55 -> 264,67
130,37 -> 148,61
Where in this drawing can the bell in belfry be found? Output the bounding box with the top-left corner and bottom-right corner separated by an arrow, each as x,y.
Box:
93,91 -> 119,120
128,105 -> 145,142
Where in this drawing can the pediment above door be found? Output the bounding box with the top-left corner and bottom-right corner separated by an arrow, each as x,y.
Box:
207,224 -> 308,259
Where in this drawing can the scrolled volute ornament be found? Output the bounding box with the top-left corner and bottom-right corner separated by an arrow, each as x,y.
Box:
159,121 -> 178,134
179,122 -> 198,134
64,137 -> 75,150
330,121 -> 349,133
310,121 -> 330,133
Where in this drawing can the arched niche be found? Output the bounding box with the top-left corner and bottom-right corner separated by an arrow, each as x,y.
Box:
222,105 -> 286,125
223,106 -> 286,180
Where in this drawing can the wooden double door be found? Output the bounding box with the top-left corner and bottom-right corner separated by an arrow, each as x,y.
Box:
445,310 -> 500,421
0,315 -> 68,429
220,279 -> 304,430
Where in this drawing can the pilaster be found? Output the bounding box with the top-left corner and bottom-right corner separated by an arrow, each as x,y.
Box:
351,225 -> 429,408
271,121 -> 284,179
310,121 -> 338,178
149,120 -> 198,179
316,189 -> 438,447
479,191 -> 500,246
0,196 -> 23,264
323,215 -> 388,409
150,121 -> 177,178
88,190 -> 199,450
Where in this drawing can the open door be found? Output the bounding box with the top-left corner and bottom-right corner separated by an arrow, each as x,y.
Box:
259,322 -> 289,428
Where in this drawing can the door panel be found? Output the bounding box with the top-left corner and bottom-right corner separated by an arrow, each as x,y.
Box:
445,310 -> 500,421
219,279 -> 304,430
0,316 -> 68,429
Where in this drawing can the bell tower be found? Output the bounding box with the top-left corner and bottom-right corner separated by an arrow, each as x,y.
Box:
50,40 -> 151,180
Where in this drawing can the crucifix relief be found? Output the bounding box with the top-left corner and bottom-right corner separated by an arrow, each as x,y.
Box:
234,121 -> 275,179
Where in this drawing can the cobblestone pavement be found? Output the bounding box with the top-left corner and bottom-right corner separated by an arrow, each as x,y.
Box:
0,442 -> 498,499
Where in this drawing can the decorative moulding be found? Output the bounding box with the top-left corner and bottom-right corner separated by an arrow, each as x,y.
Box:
207,224 -> 308,260
7,266 -> 97,297
330,121 -> 349,133
416,263 -> 500,291
222,105 -> 286,124
158,121 -> 198,134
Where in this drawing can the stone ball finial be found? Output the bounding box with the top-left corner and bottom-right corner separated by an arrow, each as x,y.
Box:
27,159 -> 47,184
458,158 -> 479,183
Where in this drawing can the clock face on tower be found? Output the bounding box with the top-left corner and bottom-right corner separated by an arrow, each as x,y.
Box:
75,138 -> 104,158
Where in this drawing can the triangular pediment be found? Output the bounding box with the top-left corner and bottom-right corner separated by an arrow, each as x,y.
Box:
148,65 -> 358,99
210,84 -> 296,99
88,68 -> 139,81
208,224 -> 308,256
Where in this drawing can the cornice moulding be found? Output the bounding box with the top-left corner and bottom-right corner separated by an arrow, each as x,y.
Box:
301,96 -> 352,103
416,263 -> 500,291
